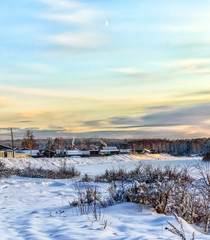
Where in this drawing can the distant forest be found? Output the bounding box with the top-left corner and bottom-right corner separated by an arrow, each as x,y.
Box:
1,137 -> 210,156
127,138 -> 210,156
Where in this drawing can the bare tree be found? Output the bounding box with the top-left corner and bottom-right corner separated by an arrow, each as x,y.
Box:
54,137 -> 64,150
21,130 -> 37,152
46,138 -> 54,151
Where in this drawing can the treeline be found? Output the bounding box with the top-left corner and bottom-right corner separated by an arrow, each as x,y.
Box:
126,138 -> 210,156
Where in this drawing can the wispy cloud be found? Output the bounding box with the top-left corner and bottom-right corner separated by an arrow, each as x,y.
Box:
37,0 -> 80,10
144,105 -> 174,112
104,102 -> 210,134
16,63 -> 59,74
82,120 -> 103,127
39,0 -> 106,52
46,32 -> 106,50
43,9 -> 100,25
186,90 -> 210,96
2,101 -> 210,139
161,58 -> 210,74
0,85 -> 71,98
19,109 -> 53,118
0,98 -> 8,108
0,85 -> 111,100
141,102 -> 210,127
16,121 -> 32,124
154,23 -> 210,33
111,67 -> 142,74
109,117 -> 140,126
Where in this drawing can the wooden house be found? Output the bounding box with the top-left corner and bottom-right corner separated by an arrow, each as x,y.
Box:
100,147 -> 119,155
0,144 -> 13,157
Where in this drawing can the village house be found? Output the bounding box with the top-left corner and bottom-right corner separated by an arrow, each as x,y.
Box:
120,149 -> 132,154
100,146 -> 119,155
0,144 -> 13,157
65,149 -> 90,157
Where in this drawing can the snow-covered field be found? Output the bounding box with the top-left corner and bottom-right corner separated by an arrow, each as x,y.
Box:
0,154 -> 209,240
0,153 -> 203,175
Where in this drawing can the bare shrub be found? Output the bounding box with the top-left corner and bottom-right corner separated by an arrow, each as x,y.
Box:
165,212 -> 195,240
101,164 -> 209,233
11,166 -> 80,179
195,164 -> 210,233
81,173 -> 93,182
95,164 -> 193,185
125,180 -> 206,230
0,161 -> 11,178
69,183 -> 102,219
103,219 -> 108,229
95,167 -> 127,184
202,153 -> 210,162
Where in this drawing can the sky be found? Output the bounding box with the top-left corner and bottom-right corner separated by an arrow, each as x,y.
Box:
1,0 -> 210,139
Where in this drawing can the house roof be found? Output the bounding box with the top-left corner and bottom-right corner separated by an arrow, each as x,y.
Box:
0,144 -> 13,151
102,147 -> 118,151
44,149 -> 55,153
120,149 -> 132,153
100,146 -> 119,153
66,150 -> 90,155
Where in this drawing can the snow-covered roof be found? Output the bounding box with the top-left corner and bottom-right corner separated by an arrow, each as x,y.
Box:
55,150 -> 64,154
100,147 -> 119,154
66,150 -> 90,156
102,147 -> 119,151
120,149 -> 132,153
81,151 -> 90,155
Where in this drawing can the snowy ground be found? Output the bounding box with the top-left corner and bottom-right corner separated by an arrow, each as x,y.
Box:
0,153 -> 203,175
0,154 -> 209,240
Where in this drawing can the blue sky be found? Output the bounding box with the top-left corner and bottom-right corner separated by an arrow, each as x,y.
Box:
1,0 -> 210,139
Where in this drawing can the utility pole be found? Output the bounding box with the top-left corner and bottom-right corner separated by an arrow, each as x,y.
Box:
10,128 -> 14,158
133,143 -> 136,154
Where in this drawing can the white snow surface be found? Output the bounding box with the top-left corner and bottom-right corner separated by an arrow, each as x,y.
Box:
0,154 -> 209,240
0,153 -> 202,174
